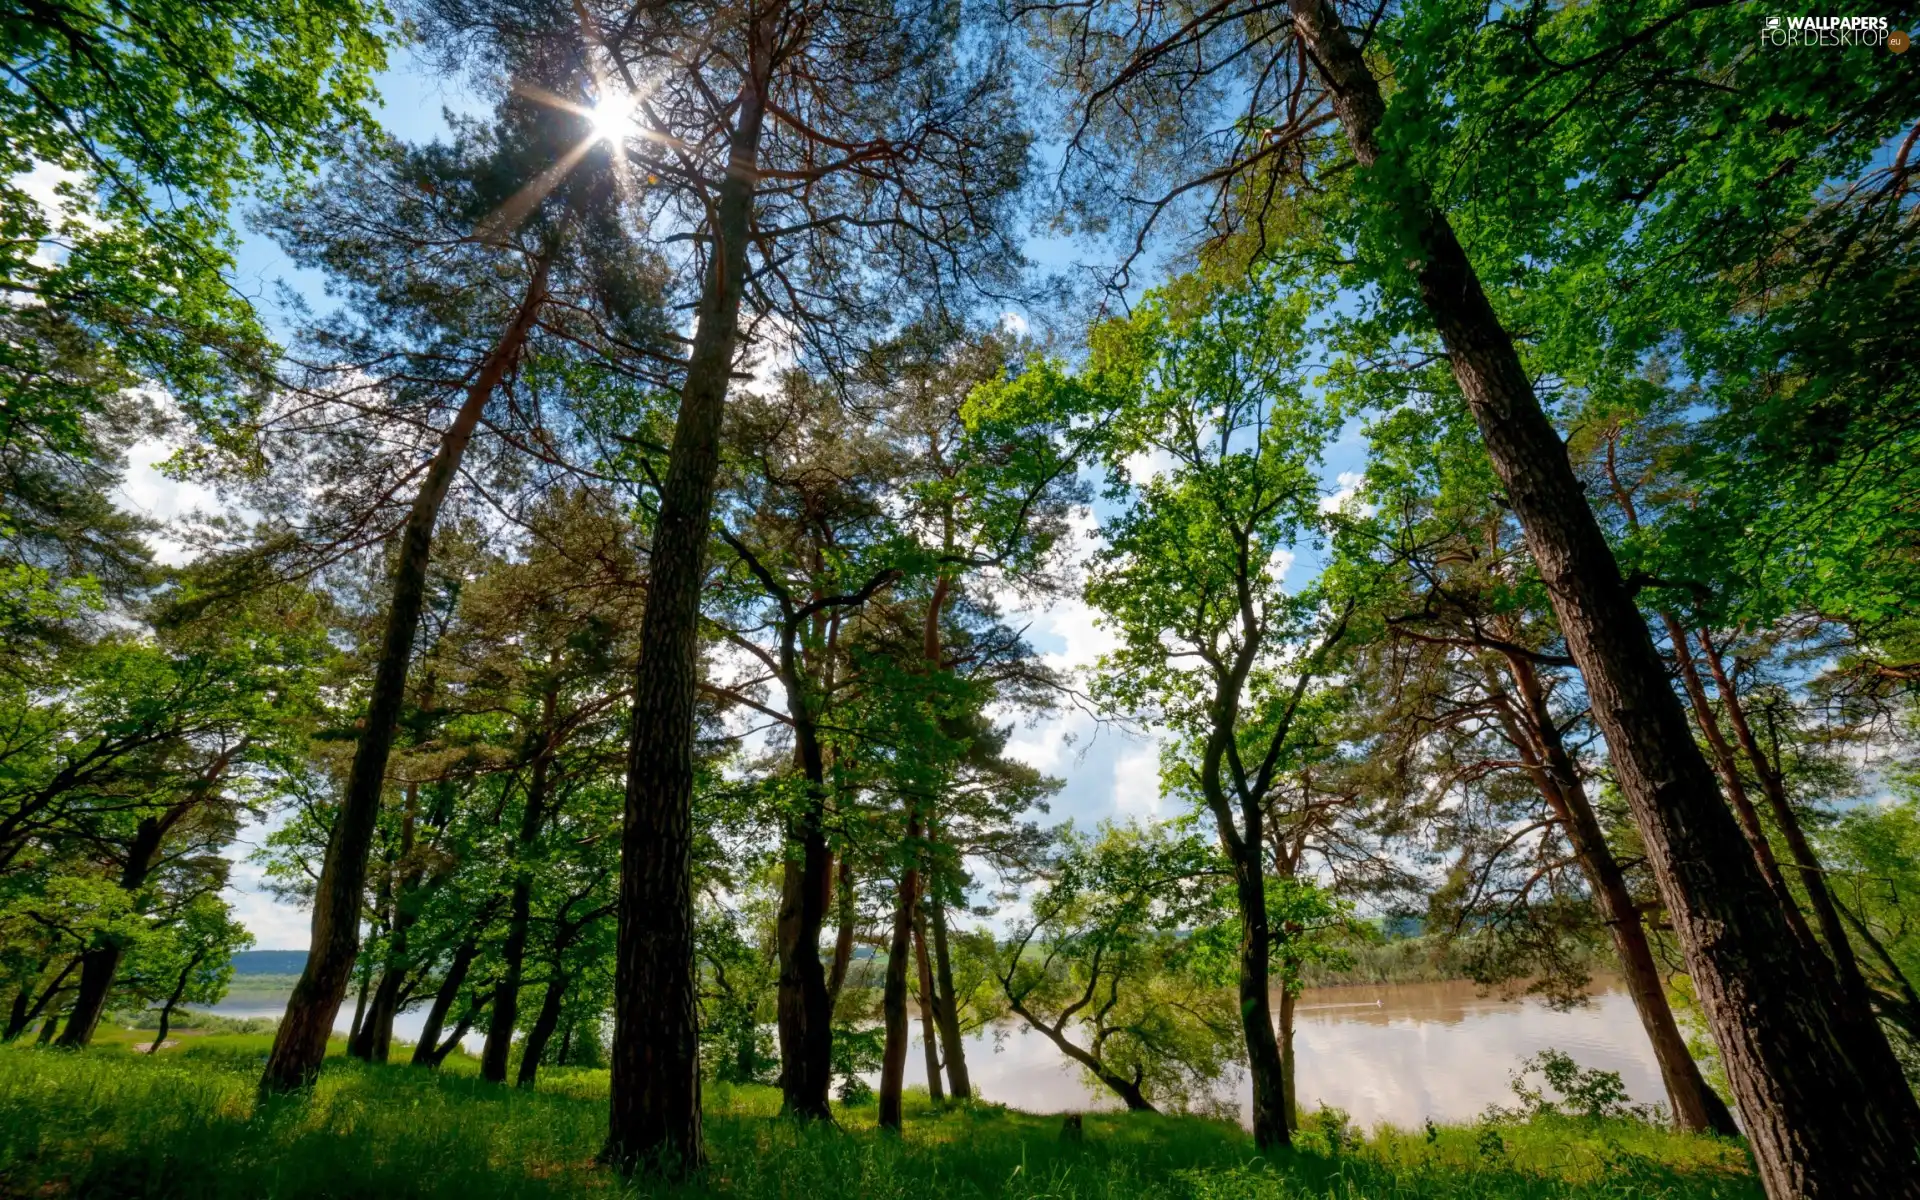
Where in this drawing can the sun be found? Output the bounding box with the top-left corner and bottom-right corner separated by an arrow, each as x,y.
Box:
589,91 -> 636,142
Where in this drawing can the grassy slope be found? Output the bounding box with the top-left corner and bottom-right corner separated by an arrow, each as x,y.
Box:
0,1039 -> 1760,1199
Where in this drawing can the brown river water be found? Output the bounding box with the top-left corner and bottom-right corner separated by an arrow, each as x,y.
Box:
214,977 -> 1664,1130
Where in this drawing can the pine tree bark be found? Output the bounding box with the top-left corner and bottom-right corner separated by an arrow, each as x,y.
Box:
927,893 -> 973,1100
1291,3 -> 1920,1190
1496,652 -> 1738,1136
262,251 -> 553,1094
606,55 -> 767,1171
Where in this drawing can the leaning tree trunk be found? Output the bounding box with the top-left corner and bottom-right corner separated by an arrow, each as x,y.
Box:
262,253 -> 553,1095
1699,630 -> 1915,1108
484,710 -> 554,1084
1292,4 -> 1920,1191
913,901 -> 945,1104
878,828 -> 920,1131
606,69 -> 766,1173
516,972 -> 569,1089
926,894 -> 973,1100
59,810 -> 181,1047
1499,652 -> 1738,1136
411,933 -> 481,1068
1663,616 -> 1815,949
60,751 -> 233,1048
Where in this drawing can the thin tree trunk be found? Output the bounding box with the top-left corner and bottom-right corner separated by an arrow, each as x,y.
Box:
1698,631 -> 1914,1107
878,821 -> 920,1131
263,251 -> 553,1094
517,973 -> 568,1088
5,987 -> 28,1043
914,899 -> 944,1105
1279,986 -> 1297,1132
826,857 -> 856,1015
927,893 -> 972,1100
149,953 -> 201,1055
346,969 -> 371,1050
60,780 -> 215,1048
5,958 -> 77,1041
485,703 -> 555,1084
1292,5 -> 1920,1189
606,53 -> 768,1172
1003,992 -> 1157,1113
1498,654 -> 1739,1136
411,934 -> 480,1068
37,1012 -> 59,1044
1661,615 -> 1815,948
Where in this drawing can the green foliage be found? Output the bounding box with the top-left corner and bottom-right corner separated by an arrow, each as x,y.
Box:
1492,1050 -> 1664,1127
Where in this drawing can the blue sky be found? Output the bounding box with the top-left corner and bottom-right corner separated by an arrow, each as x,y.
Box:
110,44 -> 1375,949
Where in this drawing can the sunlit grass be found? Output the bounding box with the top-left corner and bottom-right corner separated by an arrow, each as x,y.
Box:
0,1041 -> 1759,1199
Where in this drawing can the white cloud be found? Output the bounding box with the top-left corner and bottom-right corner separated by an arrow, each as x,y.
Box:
112,436 -> 221,565
999,310 -> 1030,338
1318,469 -> 1375,517
1110,736 -> 1164,817
221,854 -> 313,950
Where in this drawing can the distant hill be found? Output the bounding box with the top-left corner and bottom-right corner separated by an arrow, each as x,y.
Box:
231,950 -> 308,976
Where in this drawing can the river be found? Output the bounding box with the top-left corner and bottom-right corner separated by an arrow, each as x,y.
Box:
213,977 -> 1667,1129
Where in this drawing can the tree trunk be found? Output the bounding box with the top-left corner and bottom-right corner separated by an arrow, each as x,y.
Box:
411,934 -> 480,1068
773,703 -> 836,1119
57,944 -> 125,1049
37,1012 -> 59,1044
1279,985 -> 1297,1132
1699,631 -> 1914,1108
1005,993 -> 1158,1113
517,973 -> 568,1089
1292,4 -> 1920,1190
878,823 -> 920,1131
1663,615 -> 1814,949
826,857 -> 856,1016
149,954 -> 200,1056
422,993 -> 487,1067
346,968 -> 370,1050
1499,653 -> 1739,1136
927,894 -> 973,1100
4,987 -> 28,1042
913,897 -> 944,1105
1233,852 -> 1290,1148
484,711 -> 554,1084
59,799 -> 196,1047
606,56 -> 767,1172
5,958 -> 77,1041
263,252 -> 553,1095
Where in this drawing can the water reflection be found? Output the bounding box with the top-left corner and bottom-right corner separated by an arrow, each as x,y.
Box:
892,978 -> 1666,1130
210,977 -> 1666,1129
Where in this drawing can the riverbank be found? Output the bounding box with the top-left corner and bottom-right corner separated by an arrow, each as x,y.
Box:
0,1040 -> 1758,1199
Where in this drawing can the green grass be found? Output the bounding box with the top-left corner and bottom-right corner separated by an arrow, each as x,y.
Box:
0,1041 -> 1760,1199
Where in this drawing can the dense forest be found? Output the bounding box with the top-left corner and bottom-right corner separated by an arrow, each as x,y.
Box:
2,2 -> 1917,1199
